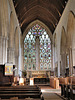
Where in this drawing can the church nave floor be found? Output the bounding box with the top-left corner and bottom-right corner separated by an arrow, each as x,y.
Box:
40,86 -> 64,100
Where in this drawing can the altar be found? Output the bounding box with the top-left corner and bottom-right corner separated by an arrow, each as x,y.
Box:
27,70 -> 50,85
34,77 -> 50,85
26,70 -> 50,78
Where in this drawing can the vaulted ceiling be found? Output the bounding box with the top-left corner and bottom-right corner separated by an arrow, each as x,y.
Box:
13,0 -> 68,34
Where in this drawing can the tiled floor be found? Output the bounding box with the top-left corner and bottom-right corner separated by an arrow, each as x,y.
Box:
42,93 -> 63,100
39,86 -> 63,100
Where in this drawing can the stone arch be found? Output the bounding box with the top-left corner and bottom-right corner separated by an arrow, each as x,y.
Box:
67,11 -> 75,48
60,26 -> 66,76
22,20 -> 53,76
60,27 -> 66,54
71,12 -> 75,73
66,11 -> 75,75
23,20 -> 53,42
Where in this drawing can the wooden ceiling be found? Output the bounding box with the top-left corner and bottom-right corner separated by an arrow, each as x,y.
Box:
13,0 -> 68,34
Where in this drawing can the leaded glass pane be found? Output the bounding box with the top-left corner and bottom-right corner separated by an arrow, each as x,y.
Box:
48,63 -> 51,69
44,31 -> 47,35
28,31 -> 31,35
40,43 -> 43,49
44,39 -> 46,43
42,49 -> 45,53
46,34 -> 48,38
24,64 -> 27,70
44,44 -> 47,49
48,53 -> 51,59
31,34 -> 33,40
42,35 -> 44,40
33,63 -> 36,70
40,53 -> 43,59
24,38 -> 27,43
44,63 -> 47,69
40,63 -> 43,69
24,43 -> 27,49
28,64 -> 31,70
26,34 -> 29,40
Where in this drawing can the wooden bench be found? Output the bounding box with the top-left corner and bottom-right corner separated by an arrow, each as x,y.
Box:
59,76 -> 75,100
0,85 -> 43,99
59,77 -> 69,85
50,77 -> 59,89
70,85 -> 75,100
58,77 -> 69,96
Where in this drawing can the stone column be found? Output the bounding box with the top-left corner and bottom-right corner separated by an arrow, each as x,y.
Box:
0,36 -> 3,64
7,48 -> 15,64
18,35 -> 24,77
51,43 -> 53,71
61,53 -> 66,76
15,56 -> 19,76
0,36 -> 8,64
58,54 -> 61,77
69,48 -> 73,75
72,48 -> 75,66
3,37 -> 8,64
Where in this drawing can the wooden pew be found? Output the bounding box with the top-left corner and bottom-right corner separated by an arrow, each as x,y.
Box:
0,85 -> 43,99
69,77 -> 75,100
59,77 -> 69,85
50,77 -> 59,89
59,76 -> 75,100
70,85 -> 75,100
58,77 -> 69,97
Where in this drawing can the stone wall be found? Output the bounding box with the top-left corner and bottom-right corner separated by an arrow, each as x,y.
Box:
0,0 -> 22,76
53,0 -> 75,77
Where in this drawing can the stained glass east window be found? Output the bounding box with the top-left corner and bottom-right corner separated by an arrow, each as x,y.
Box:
24,24 -> 51,70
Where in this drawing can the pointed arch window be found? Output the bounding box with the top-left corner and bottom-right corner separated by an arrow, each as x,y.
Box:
24,24 -> 52,70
